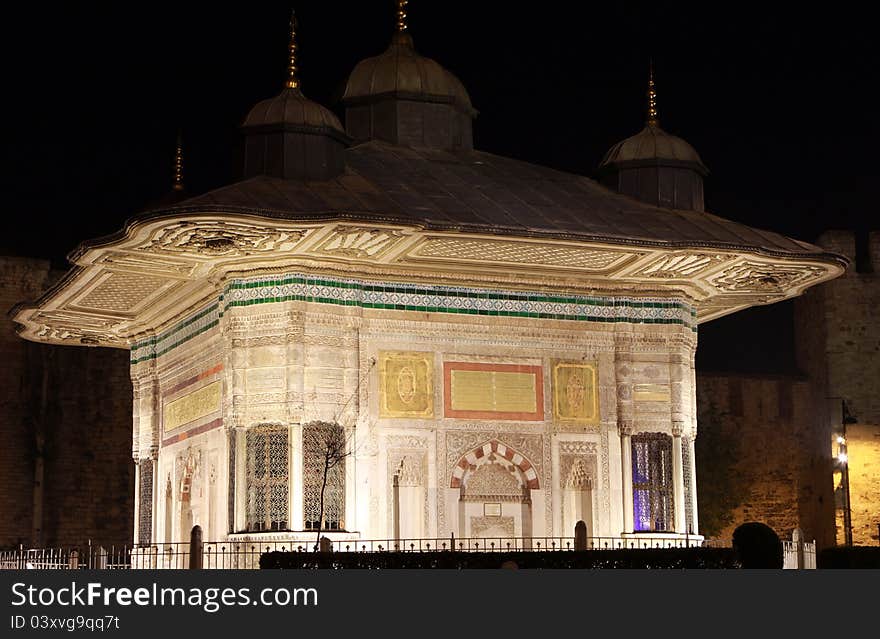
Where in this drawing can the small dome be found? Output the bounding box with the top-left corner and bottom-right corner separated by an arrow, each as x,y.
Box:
244,87 -> 344,131
343,33 -> 474,113
600,123 -> 708,175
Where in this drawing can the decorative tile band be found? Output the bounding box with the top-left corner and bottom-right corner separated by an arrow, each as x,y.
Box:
131,303 -> 220,365
132,272 -> 697,364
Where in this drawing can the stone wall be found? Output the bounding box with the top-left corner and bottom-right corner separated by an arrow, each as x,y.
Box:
796,231 -> 880,424
0,257 -> 51,548
836,423 -> 880,546
695,372 -> 835,549
794,229 -> 880,546
0,257 -> 133,549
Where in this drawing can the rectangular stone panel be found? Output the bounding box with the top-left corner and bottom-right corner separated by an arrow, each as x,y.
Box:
444,362 -> 543,421
379,351 -> 434,418
633,383 -> 671,402
552,361 -> 599,423
163,381 -> 222,432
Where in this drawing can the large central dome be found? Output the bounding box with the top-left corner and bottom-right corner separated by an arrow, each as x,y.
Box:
343,32 -> 474,114
341,7 -> 476,152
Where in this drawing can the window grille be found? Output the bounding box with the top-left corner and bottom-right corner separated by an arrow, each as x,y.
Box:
631,433 -> 674,532
137,459 -> 153,546
682,436 -> 694,533
245,425 -> 289,532
303,422 -> 346,531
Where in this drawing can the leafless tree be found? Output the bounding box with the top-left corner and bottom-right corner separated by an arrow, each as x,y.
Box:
303,421 -> 351,550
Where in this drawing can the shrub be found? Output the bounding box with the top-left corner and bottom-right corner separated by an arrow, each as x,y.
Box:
818,547 -> 880,569
259,547 -> 739,569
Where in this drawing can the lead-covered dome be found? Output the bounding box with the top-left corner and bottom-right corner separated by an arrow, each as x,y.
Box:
244,87 -> 345,133
343,33 -> 474,114
598,68 -> 707,212
600,123 -> 708,174
241,12 -> 349,181
342,25 -> 476,150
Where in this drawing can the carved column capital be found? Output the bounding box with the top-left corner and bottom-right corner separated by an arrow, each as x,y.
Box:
671,421 -> 685,437
618,420 -> 634,437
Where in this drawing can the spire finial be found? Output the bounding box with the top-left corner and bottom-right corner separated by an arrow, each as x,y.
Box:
647,60 -> 659,126
285,9 -> 300,90
397,0 -> 408,33
173,133 -> 184,192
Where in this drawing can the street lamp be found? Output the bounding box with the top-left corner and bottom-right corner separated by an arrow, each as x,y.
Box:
832,399 -> 857,547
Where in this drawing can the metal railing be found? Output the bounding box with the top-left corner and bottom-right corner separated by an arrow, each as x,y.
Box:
1,535 -> 723,570
782,539 -> 816,569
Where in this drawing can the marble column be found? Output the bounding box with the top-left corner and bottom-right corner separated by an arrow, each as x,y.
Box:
688,432 -> 699,535
671,421 -> 686,534
620,422 -> 634,533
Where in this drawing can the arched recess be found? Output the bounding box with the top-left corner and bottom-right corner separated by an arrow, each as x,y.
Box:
178,452 -> 196,542
562,458 -> 594,538
450,440 -> 539,541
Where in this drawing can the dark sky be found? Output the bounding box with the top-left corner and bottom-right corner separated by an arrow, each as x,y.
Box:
2,2 -> 876,372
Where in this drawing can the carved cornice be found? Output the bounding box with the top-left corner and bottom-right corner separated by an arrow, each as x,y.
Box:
11,216 -> 844,348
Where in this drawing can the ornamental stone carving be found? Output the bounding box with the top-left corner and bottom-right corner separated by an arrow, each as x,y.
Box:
464,461 -> 522,498
558,441 -> 597,456
140,222 -> 304,257
562,457 -> 594,490
396,456 -> 424,487
712,261 -> 824,293
313,227 -> 403,258
446,431 -> 543,484
470,516 -> 515,538
635,252 -> 729,278
409,237 -> 639,271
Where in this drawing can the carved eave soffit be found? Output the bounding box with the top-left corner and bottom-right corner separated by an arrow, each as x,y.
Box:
11,214 -> 845,347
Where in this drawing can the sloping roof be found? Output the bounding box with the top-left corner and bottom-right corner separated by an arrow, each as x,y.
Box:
100,140 -> 835,263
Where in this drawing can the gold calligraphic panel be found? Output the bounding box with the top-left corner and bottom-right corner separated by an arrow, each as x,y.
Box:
379,351 -> 433,418
633,383 -> 670,402
552,361 -> 599,423
450,370 -> 537,413
164,381 -> 222,432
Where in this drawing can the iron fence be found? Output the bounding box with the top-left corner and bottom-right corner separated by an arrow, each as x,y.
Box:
782,539 -> 816,569
0,535 -> 725,570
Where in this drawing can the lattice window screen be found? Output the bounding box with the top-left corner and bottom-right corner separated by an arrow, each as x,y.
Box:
138,459 -> 154,546
631,433 -> 674,532
245,425 -> 289,531
303,422 -> 346,531
682,436 -> 694,533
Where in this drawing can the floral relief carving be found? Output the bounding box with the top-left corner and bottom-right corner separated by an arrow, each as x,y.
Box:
636,252 -> 729,278
140,222 -> 304,257
712,261 -> 824,293
314,227 -> 404,259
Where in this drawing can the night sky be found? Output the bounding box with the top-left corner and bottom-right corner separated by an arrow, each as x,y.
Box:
2,3 -> 876,372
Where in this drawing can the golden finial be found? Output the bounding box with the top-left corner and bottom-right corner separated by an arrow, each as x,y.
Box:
285,9 -> 300,90
647,61 -> 659,126
173,133 -> 184,192
397,0 -> 408,32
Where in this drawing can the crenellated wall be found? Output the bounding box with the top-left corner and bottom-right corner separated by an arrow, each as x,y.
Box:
695,372 -> 834,549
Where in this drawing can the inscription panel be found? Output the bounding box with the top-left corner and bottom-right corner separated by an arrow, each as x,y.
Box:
633,383 -> 671,402
164,381 -> 222,432
444,362 -> 543,421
